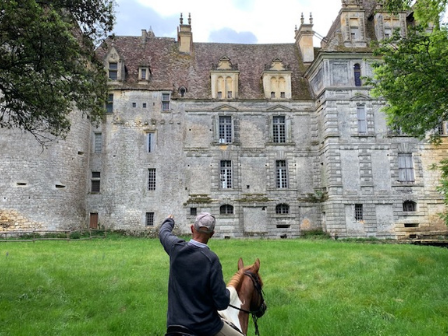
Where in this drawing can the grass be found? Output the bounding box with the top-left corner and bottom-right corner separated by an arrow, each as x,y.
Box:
1,237 -> 448,335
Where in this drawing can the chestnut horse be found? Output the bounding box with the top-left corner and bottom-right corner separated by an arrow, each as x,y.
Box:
219,258 -> 267,336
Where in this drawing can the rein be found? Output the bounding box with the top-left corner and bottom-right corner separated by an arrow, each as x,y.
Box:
228,271 -> 266,336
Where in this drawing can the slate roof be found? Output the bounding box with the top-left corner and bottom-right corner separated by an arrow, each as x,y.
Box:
97,34 -> 314,100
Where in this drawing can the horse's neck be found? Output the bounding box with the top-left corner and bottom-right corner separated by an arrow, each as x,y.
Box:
218,286 -> 243,333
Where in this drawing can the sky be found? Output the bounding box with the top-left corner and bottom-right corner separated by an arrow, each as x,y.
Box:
113,0 -> 342,45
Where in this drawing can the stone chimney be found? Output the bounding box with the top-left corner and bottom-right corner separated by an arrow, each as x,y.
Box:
177,13 -> 193,54
295,13 -> 314,63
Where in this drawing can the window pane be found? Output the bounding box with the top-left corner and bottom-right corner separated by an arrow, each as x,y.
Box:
276,160 -> 288,188
357,105 -> 366,133
276,204 -> 289,214
146,212 -> 154,226
354,64 -> 362,86
109,62 -> 117,80
355,204 -> 363,220
219,116 -> 232,143
220,204 -> 234,214
162,94 -> 170,111
106,94 -> 113,113
220,160 -> 232,189
273,116 -> 286,143
91,180 -> 100,193
94,133 -> 102,153
148,168 -> 156,190
147,133 -> 152,153
398,154 -> 414,182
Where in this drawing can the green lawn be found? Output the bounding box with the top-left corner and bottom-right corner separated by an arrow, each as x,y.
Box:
1,236 -> 448,335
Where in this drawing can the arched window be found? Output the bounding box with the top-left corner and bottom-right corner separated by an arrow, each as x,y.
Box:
217,76 -> 224,99
275,203 -> 289,214
226,76 -> 233,98
354,63 -> 362,86
403,201 -> 416,212
220,204 -> 234,214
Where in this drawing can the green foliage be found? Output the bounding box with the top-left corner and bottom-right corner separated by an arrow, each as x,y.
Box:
300,229 -> 331,239
367,26 -> 448,142
0,0 -> 115,144
382,0 -> 447,28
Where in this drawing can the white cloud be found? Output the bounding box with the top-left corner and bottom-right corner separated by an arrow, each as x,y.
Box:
115,0 -> 342,45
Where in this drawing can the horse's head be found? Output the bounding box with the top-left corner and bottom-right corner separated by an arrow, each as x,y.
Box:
237,258 -> 267,319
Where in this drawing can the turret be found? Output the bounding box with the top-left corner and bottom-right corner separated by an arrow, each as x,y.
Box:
295,13 -> 314,63
177,13 -> 193,54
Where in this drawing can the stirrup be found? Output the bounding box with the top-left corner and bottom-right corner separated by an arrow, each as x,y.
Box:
165,325 -> 197,336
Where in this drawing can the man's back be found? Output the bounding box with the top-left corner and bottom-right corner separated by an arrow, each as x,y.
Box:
159,217 -> 230,336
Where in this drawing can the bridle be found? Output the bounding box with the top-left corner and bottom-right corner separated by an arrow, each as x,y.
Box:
229,270 -> 267,336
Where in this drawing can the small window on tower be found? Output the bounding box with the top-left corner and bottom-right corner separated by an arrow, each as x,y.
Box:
162,93 -> 170,111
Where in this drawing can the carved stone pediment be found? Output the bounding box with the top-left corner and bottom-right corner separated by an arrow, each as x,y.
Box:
212,104 -> 239,112
266,105 -> 292,112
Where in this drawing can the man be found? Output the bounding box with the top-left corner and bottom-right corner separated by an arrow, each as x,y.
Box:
159,213 -> 243,336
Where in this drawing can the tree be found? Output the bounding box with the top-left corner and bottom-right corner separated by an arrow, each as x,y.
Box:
367,0 -> 448,225
0,0 -> 115,144
367,0 -> 448,142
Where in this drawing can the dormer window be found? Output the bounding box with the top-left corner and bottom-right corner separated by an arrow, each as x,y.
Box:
108,62 -> 117,80
211,57 -> 239,99
179,86 -> 187,97
139,66 -> 150,81
262,59 -> 292,99
375,13 -> 406,41
105,47 -> 124,82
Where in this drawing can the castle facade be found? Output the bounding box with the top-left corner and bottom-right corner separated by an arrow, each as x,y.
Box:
2,0 -> 447,238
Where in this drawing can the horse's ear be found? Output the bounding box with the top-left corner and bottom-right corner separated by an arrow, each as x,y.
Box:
254,258 -> 260,271
238,258 -> 244,270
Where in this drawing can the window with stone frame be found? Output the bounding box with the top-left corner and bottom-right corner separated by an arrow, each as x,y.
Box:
106,93 -> 113,113
147,133 -> 153,153
219,116 -> 232,143
403,200 -> 416,212
437,121 -> 447,135
220,204 -> 234,214
145,212 -> 154,226
139,66 -> 150,81
273,116 -> 286,143
276,160 -> 288,189
357,105 -> 367,134
148,168 -> 156,190
355,204 -> 363,221
220,160 -> 232,189
94,133 -> 102,153
91,172 -> 101,193
276,203 -> 289,214
354,63 -> 362,86
162,93 -> 170,111
398,153 -> 415,182
108,62 -> 118,80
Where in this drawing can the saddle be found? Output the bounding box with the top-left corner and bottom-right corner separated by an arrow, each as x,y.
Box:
165,325 -> 197,336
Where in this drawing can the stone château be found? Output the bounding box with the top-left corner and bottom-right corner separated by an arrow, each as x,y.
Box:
1,0 -> 447,239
